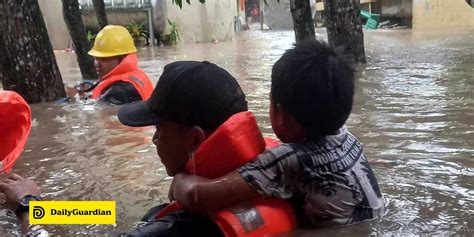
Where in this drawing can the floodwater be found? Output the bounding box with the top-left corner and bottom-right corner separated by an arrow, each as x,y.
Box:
1,28 -> 473,236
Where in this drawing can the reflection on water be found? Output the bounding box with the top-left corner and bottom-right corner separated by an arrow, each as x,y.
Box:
1,28 -> 473,235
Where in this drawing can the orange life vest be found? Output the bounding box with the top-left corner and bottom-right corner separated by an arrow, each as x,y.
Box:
156,111 -> 296,237
0,91 -> 31,173
91,53 -> 153,100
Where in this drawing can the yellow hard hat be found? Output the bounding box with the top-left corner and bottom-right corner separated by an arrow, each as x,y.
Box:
88,25 -> 137,58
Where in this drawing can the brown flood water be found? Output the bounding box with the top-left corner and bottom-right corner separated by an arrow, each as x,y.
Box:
1,28 -> 473,236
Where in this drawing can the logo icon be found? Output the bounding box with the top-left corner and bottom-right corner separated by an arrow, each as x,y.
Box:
32,206 -> 45,219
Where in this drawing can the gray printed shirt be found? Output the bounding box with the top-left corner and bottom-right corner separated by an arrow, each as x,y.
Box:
238,127 -> 385,228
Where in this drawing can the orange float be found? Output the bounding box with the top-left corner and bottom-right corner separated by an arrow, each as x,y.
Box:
0,91 -> 31,173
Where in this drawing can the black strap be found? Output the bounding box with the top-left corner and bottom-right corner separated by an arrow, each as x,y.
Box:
76,80 -> 102,93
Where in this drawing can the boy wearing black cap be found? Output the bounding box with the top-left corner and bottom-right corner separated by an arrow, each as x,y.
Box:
171,40 -> 385,228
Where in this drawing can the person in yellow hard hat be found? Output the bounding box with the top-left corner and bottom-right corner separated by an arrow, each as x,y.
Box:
70,25 -> 154,105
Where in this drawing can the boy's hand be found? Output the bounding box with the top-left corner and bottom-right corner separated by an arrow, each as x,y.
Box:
171,173 -> 208,207
0,173 -> 40,210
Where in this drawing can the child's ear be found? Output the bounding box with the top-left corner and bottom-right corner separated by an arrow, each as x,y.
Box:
190,126 -> 206,151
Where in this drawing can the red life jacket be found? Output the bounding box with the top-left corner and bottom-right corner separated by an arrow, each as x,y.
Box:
0,91 -> 31,173
156,111 -> 296,237
91,53 -> 153,100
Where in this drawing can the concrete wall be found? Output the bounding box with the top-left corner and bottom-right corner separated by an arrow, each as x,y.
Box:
39,0 -> 238,48
381,0 -> 412,17
264,0 -> 293,30
165,0 -> 237,43
82,9 -> 149,31
412,0 -> 474,29
38,0 -> 71,49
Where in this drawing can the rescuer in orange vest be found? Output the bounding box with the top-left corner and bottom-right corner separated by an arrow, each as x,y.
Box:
68,25 -> 153,105
118,61 -> 295,236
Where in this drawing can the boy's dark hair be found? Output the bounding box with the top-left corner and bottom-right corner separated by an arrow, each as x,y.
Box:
271,40 -> 355,140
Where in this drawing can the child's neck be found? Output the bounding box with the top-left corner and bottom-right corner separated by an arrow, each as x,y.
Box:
279,131 -> 306,143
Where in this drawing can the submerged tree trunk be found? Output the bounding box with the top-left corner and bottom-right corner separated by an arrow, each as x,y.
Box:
62,0 -> 98,79
92,0 -> 108,29
290,0 -> 316,43
324,0 -> 366,63
0,0 -> 66,103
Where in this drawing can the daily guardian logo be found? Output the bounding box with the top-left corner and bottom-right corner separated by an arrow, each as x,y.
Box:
29,201 -> 115,224
50,208 -> 112,216
32,206 -> 45,219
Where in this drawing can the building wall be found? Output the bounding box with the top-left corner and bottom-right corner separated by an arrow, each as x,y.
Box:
412,0 -> 474,29
264,0 -> 293,30
38,0 -> 70,49
39,0 -> 237,49
165,0 -> 237,43
81,9 -> 149,31
381,0 -> 412,17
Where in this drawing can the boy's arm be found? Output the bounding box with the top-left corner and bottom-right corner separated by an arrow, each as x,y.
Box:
172,146 -> 296,213
171,171 -> 260,212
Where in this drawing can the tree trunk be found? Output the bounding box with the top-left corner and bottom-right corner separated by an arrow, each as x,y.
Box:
324,0 -> 366,63
0,0 -> 66,103
62,0 -> 98,79
290,0 -> 315,43
92,0 -> 108,29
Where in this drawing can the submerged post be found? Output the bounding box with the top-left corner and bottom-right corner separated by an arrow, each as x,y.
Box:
147,8 -> 155,46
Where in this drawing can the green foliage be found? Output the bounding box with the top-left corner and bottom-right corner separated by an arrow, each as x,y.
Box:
162,19 -> 181,45
84,24 -> 100,34
126,22 -> 150,42
84,24 -> 100,43
172,0 -> 206,9
87,31 -> 97,43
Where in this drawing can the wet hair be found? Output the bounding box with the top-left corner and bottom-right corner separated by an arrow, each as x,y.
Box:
271,39 -> 355,140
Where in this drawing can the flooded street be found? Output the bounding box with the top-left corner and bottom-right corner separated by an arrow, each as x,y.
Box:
1,28 -> 473,235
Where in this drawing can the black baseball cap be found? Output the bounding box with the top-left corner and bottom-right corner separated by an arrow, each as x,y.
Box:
118,61 -> 248,130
